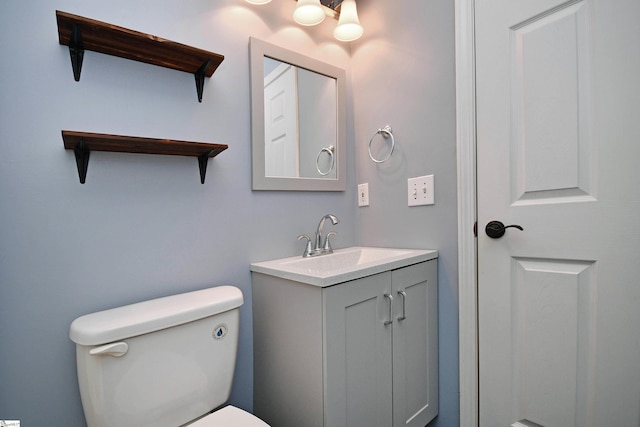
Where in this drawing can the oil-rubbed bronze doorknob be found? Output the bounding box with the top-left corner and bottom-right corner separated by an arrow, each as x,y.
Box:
485,221 -> 523,239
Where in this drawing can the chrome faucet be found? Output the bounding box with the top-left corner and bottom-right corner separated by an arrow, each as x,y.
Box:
315,214 -> 339,251
297,214 -> 339,257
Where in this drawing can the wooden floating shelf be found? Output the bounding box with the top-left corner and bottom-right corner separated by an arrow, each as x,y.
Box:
62,131 -> 228,184
56,10 -> 224,102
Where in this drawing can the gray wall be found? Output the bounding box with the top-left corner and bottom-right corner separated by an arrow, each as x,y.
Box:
0,1 -> 458,426
351,1 -> 459,426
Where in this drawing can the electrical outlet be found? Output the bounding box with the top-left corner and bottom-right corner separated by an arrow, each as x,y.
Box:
358,183 -> 369,207
408,175 -> 434,206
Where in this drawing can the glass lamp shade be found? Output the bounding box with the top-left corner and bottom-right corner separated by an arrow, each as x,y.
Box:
293,0 -> 326,26
333,0 -> 363,41
245,0 -> 272,4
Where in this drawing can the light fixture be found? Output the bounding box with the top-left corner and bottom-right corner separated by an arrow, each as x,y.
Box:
245,0 -> 363,42
333,0 -> 363,41
293,0 -> 326,26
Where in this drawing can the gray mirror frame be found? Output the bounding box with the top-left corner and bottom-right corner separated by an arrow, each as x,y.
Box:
250,37 -> 347,191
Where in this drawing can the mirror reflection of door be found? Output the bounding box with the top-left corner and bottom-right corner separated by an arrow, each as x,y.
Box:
264,60 -> 299,177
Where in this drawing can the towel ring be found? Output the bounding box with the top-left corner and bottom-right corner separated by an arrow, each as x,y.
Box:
368,125 -> 395,163
316,145 -> 335,176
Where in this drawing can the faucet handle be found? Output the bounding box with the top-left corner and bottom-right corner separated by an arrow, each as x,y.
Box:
297,235 -> 313,257
323,231 -> 337,252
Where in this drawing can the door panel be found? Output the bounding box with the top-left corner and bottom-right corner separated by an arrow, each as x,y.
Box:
477,0 -> 640,426
509,2 -> 594,204
392,261 -> 439,427
511,258 -> 597,426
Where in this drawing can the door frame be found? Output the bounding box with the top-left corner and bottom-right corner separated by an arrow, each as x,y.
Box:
455,0 -> 479,426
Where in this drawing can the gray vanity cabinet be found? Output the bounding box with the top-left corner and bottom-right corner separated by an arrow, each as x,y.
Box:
252,259 -> 438,427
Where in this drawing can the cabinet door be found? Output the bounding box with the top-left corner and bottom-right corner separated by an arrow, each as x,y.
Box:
324,272 -> 393,427
392,261 -> 439,427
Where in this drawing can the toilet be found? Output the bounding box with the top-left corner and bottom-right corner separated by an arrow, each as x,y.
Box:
69,285 -> 269,427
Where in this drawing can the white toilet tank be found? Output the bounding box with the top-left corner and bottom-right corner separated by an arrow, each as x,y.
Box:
69,286 -> 244,427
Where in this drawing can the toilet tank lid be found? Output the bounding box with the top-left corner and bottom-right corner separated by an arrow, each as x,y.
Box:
70,286 -> 243,346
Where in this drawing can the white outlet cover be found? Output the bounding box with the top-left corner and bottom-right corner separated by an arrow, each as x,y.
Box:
358,183 -> 369,207
408,175 -> 434,206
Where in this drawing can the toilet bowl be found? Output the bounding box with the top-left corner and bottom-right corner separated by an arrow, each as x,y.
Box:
189,406 -> 268,426
70,286 -> 269,427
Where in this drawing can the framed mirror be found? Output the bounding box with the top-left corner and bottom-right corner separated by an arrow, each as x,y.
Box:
250,37 -> 346,191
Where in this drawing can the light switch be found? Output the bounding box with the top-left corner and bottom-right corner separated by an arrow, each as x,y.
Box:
358,183 -> 369,207
408,175 -> 434,206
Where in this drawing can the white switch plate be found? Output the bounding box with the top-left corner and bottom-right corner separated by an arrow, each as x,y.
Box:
408,175 -> 434,206
358,183 -> 369,207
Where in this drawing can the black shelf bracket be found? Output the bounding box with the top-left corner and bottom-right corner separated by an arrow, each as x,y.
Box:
194,60 -> 211,103
73,140 -> 90,184
69,24 -> 84,81
198,150 -> 213,184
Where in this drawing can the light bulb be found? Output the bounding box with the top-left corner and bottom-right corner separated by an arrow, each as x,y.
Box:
333,0 -> 363,41
293,0 -> 326,26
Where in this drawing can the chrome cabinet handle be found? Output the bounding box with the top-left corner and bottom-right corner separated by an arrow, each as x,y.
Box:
384,293 -> 394,325
397,290 -> 407,321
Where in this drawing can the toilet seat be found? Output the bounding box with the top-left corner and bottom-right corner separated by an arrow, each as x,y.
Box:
188,405 -> 269,427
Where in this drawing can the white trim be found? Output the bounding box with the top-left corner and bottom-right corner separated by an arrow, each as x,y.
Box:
455,0 -> 478,426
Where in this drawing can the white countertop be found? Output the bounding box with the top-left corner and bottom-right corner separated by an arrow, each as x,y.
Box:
250,246 -> 438,287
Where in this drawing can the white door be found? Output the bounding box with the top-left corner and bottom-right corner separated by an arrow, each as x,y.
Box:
264,63 -> 299,177
476,0 -> 640,426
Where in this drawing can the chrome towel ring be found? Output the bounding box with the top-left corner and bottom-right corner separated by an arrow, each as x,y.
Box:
368,125 -> 395,163
316,145 -> 335,176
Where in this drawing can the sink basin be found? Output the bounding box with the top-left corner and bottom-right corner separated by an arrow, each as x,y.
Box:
250,246 -> 438,287
280,247 -> 413,272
